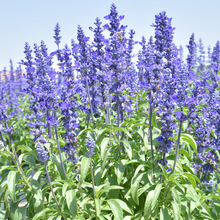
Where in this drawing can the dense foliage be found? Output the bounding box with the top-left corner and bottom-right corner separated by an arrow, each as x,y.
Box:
0,4 -> 220,219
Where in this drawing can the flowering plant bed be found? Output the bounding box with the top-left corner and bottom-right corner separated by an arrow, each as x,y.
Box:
0,4 -> 219,219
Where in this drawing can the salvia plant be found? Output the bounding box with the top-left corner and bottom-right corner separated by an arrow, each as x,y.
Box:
0,4 -> 220,220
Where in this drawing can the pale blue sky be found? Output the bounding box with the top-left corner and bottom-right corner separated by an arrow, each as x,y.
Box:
1,0 -> 220,70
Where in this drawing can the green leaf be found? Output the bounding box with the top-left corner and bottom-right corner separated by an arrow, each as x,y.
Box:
7,170 -> 17,202
171,188 -> 181,207
18,153 -> 26,164
66,189 -> 77,218
100,137 -> 110,160
0,165 -> 16,173
32,170 -> 42,181
206,194 -> 220,200
130,123 -> 149,128
138,182 -> 151,197
182,172 -> 201,187
131,172 -> 144,205
144,190 -> 154,219
158,164 -> 168,180
32,208 -> 56,220
172,201 -> 181,220
29,179 -> 44,212
115,160 -> 126,185
9,201 -> 18,219
160,205 -> 171,220
182,174 -> 196,189
113,126 -> 132,138
104,185 -> 124,190
17,145 -> 32,152
77,128 -> 93,137
121,140 -> 132,160
14,206 -> 26,220
101,148 -> 110,174
152,110 -> 157,127
51,154 -> 66,180
107,199 -> 123,220
113,199 -> 133,215
0,210 -> 5,219
95,198 -> 101,217
80,156 -> 90,184
62,181 -> 69,197
81,181 -> 92,188
151,184 -> 162,210
177,149 -> 190,160
200,201 -> 213,218
181,133 -> 197,156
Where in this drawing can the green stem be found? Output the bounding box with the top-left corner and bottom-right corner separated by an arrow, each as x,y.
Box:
172,116 -> 183,174
0,131 -> 6,146
85,74 -> 95,124
54,112 -> 66,178
148,91 -> 155,182
4,145 -> 31,189
116,95 -> 122,157
44,162 -> 67,220
159,180 -> 171,207
47,111 -> 53,154
160,152 -> 166,183
3,126 -> 31,189
148,91 -> 154,163
90,159 -> 98,220
14,153 -> 31,189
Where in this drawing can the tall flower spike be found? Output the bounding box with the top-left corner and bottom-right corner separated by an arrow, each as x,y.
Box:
211,41 -> 220,74
126,29 -> 135,65
86,136 -> 95,157
9,59 -> 15,82
186,33 -> 197,72
36,142 -> 50,163
125,29 -> 139,95
198,38 -> 205,72
54,23 -> 62,47
179,45 -> 184,61
152,11 -> 175,61
104,3 -> 126,36
91,17 -> 107,110
152,11 -> 177,166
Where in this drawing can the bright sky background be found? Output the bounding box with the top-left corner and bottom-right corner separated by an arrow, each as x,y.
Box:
1,0 -> 220,70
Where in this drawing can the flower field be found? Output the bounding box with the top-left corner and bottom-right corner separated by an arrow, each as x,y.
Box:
0,3 -> 220,219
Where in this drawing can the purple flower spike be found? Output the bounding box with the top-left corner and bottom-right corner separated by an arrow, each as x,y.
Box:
86,136 -> 95,157
36,142 -> 50,163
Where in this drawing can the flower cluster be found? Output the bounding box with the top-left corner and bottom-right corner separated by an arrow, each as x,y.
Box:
0,4 -> 218,191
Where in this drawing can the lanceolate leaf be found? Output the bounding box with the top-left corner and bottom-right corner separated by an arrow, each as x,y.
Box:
181,133 -> 197,156
151,184 -> 162,210
14,207 -> 26,220
121,140 -> 132,159
144,190 -> 154,219
113,199 -> 133,215
32,208 -> 56,220
66,189 -> 77,217
51,154 -> 66,180
80,156 -> 90,184
7,170 -> 17,203
100,137 -> 110,160
131,172 -> 144,205
172,201 -> 181,220
107,199 -> 123,220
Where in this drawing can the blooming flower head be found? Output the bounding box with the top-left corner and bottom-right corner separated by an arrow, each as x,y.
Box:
152,11 -> 175,61
104,3 -> 126,36
54,23 -> 62,47
186,33 -> 197,71
36,142 -> 49,163
86,136 -> 95,157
